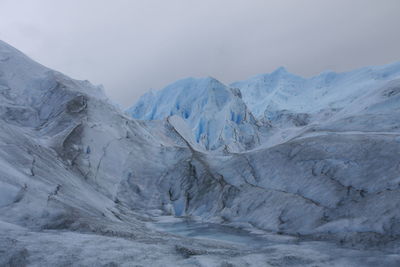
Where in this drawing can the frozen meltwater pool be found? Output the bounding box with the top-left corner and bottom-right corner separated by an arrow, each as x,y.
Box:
148,216 -> 400,266
149,216 -> 295,248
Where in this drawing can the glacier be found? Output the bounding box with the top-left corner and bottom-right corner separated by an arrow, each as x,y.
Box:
1,39 -> 400,266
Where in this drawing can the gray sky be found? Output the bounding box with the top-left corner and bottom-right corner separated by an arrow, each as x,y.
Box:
1,0 -> 400,107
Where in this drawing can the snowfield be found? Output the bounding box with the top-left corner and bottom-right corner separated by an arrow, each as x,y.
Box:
1,39 -> 400,266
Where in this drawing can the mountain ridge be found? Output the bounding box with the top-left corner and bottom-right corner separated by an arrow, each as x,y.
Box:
128,61 -> 400,151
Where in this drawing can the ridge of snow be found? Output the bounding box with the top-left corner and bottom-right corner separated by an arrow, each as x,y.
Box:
231,62 -> 400,119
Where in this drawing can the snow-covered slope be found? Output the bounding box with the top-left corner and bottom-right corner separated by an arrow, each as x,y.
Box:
0,40 -> 209,265
0,40 -> 107,128
1,40 -> 400,266
127,77 -> 268,152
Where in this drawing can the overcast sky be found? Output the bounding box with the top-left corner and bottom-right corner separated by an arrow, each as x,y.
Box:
1,0 -> 400,107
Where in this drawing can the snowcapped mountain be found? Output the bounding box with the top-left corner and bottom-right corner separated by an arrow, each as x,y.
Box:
1,40 -> 400,266
127,77 -> 267,151
232,63 -> 400,127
